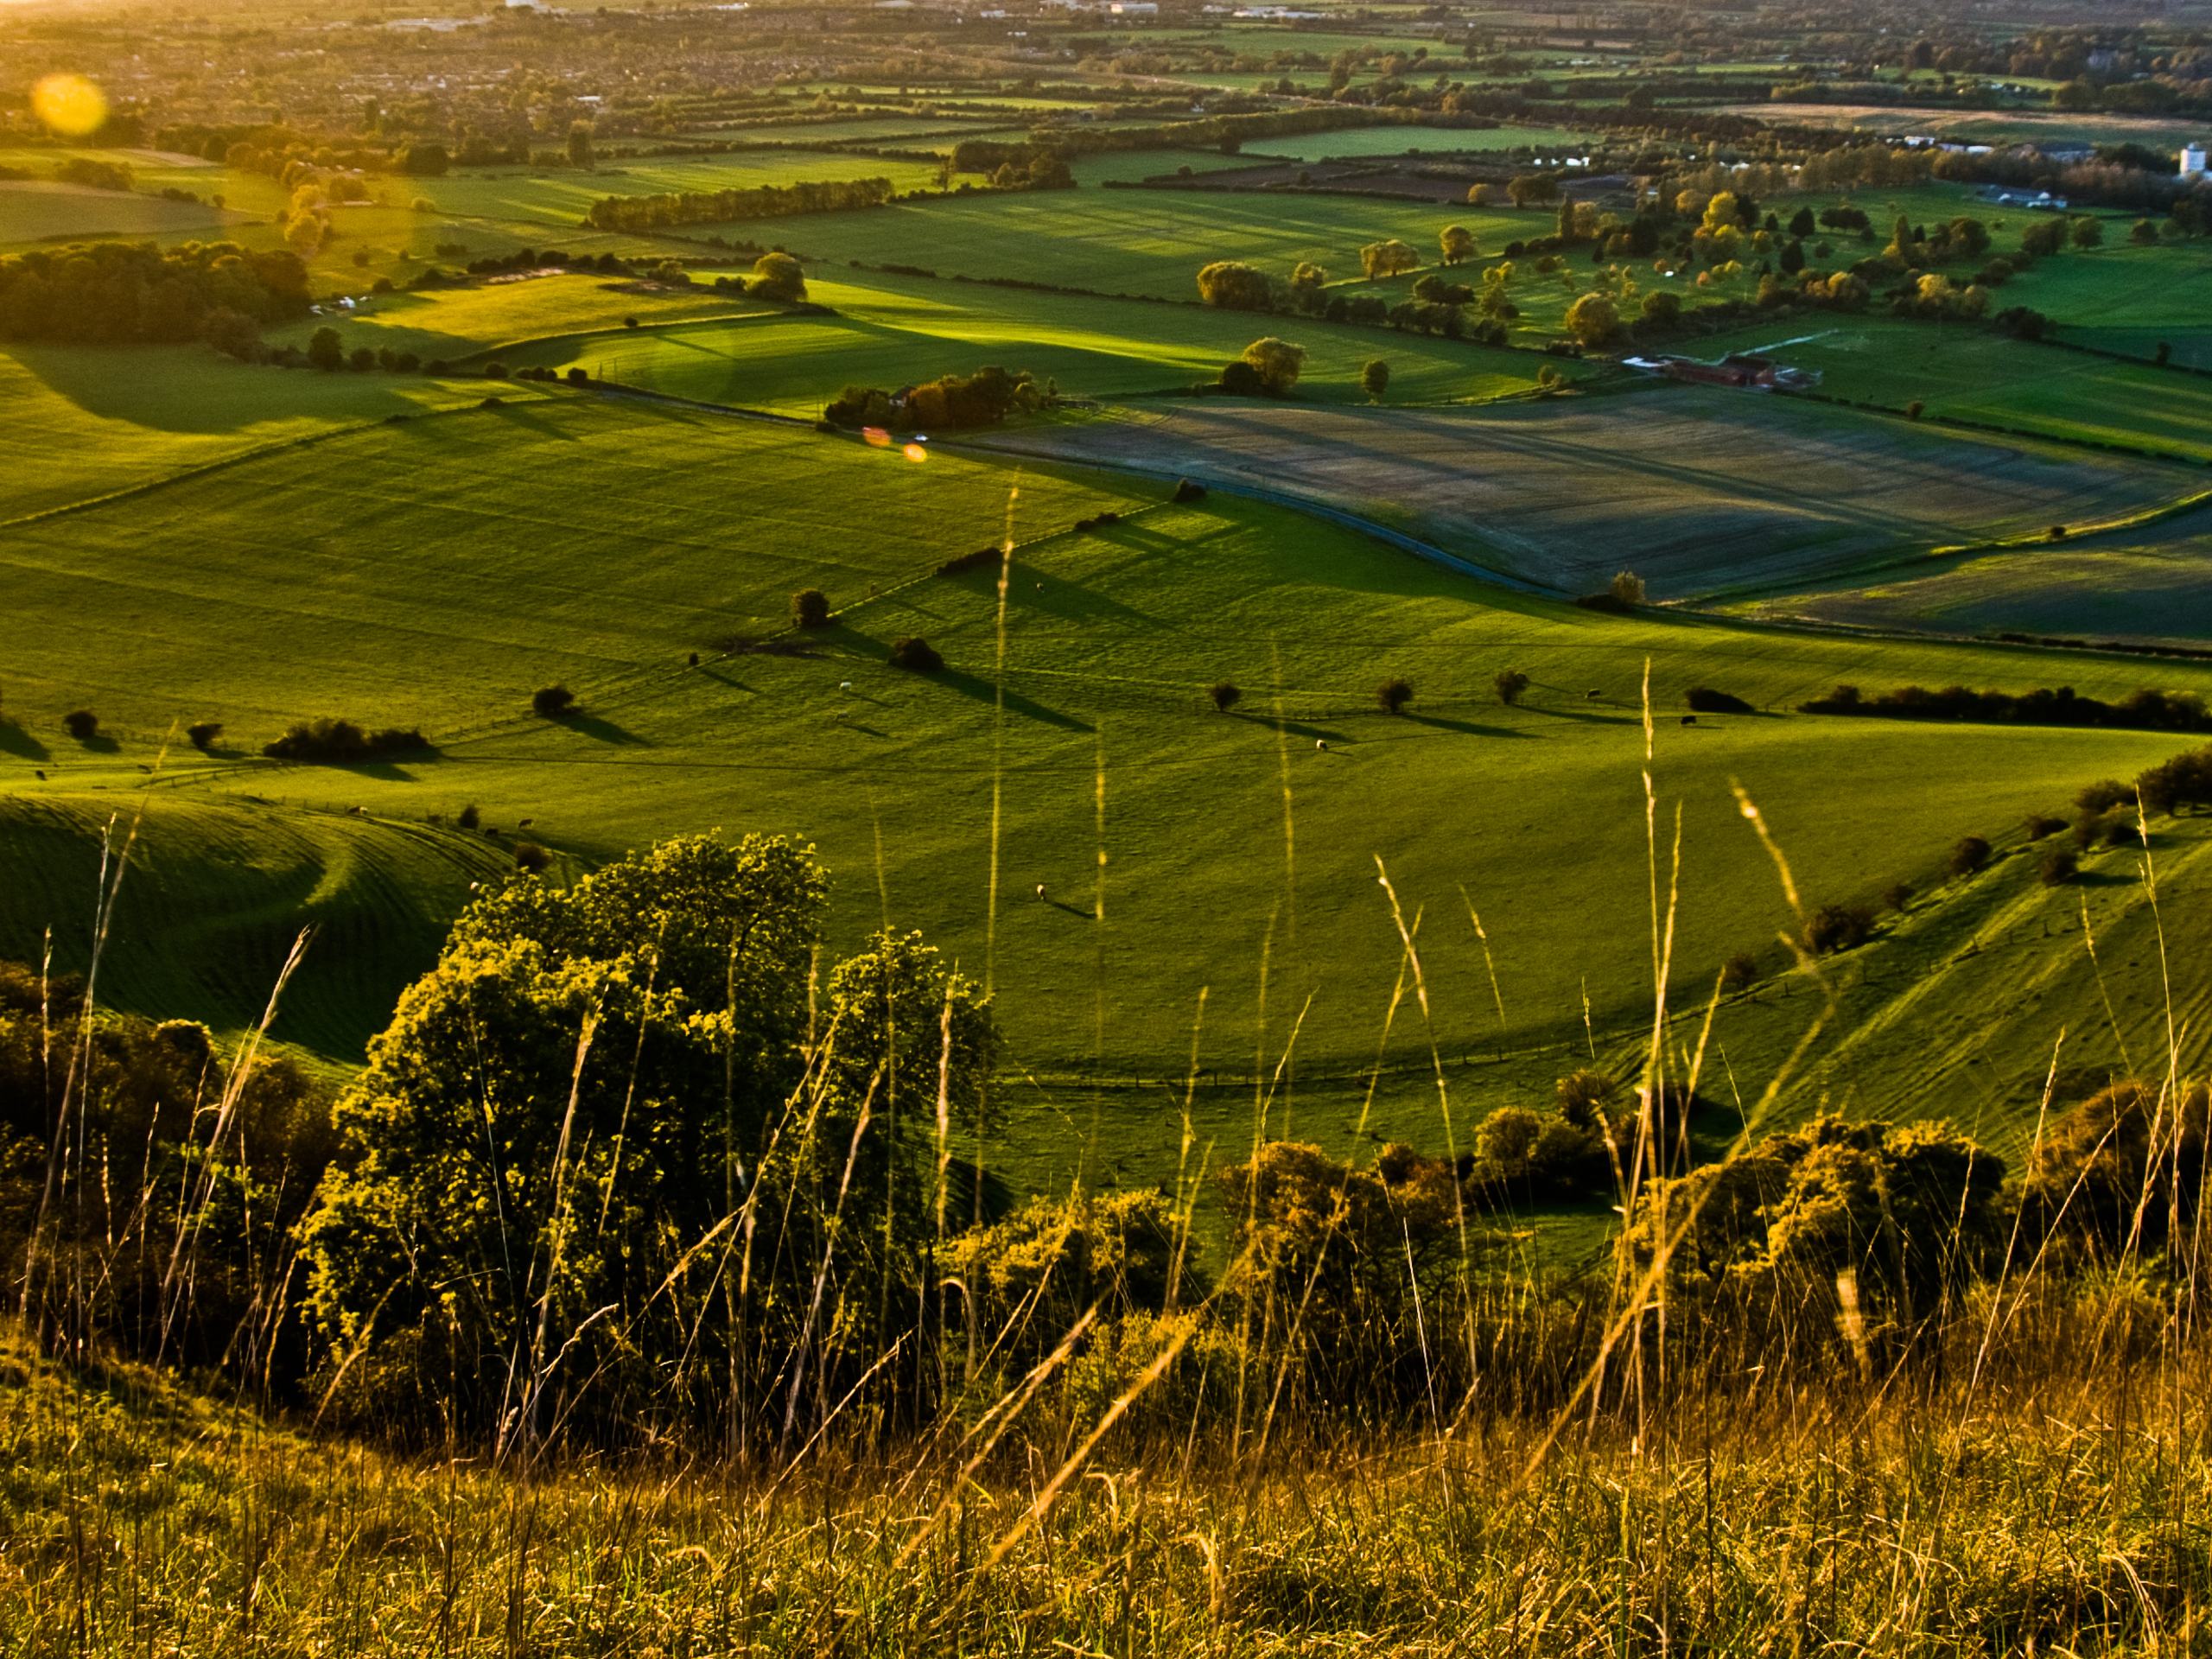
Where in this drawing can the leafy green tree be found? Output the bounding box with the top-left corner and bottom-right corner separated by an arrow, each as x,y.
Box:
747,251 -> 807,302
1358,238 -> 1421,280
1360,359 -> 1390,399
1563,291 -> 1620,347
1240,335 -> 1306,396
566,119 -> 595,168
791,588 -> 832,629
1195,260 -> 1275,309
301,836 -> 992,1446
1494,668 -> 1529,705
307,326 -> 344,372
2070,215 -> 2104,249
1439,223 -> 1477,264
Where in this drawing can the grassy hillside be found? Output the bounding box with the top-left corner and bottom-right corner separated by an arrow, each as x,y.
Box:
5,393 -> 2207,1169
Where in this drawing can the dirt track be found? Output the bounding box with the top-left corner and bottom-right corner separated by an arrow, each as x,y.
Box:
965,391 -> 2183,600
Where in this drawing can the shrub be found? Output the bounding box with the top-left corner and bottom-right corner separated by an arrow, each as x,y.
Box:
791,588 -> 833,629
1240,336 -> 1306,396
566,366 -> 590,385
889,636 -> 944,673
1376,677 -> 1414,715
2040,848 -> 2079,886
483,361 -> 508,380
1494,669 -> 1530,706
513,841 -> 554,874
186,721 -> 222,753
1209,682 -> 1242,713
1360,359 -> 1390,399
1904,399 -> 1925,420
1173,479 -> 1207,504
1719,951 -> 1759,993
2076,778 -> 2133,813
1948,835 -> 1993,876
1609,570 -> 1646,607
2074,808 -> 2137,851
2024,812 -> 2066,841
1882,881 -> 1914,912
457,804 -> 481,830
531,684 -> 576,719
1217,359 -> 1266,397
1686,686 -> 1752,714
62,709 -> 99,741
1804,901 -> 1875,955
262,719 -> 429,763
2137,743 -> 2212,815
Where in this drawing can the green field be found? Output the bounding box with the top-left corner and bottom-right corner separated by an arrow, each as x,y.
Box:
0,179 -> 241,245
1688,317 -> 2212,466
1243,124 -> 1600,161
263,272 -> 765,360
488,270 -> 1589,410
5,391 -> 2209,1191
0,343 -> 493,521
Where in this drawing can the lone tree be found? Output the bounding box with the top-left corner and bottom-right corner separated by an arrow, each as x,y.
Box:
1195,260 -> 1275,310
63,709 -> 99,741
1376,677 -> 1414,715
1209,682 -> 1243,713
1495,669 -> 1530,705
1360,359 -> 1390,400
1948,834 -> 1993,876
791,588 -> 832,629
307,327 -> 344,372
889,636 -> 944,673
747,251 -> 807,302
186,721 -> 223,753
1240,336 -> 1307,397
565,119 -> 595,168
531,684 -> 577,719
1359,239 -> 1421,281
1564,292 -> 1621,348
1439,224 -> 1478,265
1609,569 -> 1647,607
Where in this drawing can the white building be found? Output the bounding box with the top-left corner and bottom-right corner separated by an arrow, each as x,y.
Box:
2182,143 -> 2208,179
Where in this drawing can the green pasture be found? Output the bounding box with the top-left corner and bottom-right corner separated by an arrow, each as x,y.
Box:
492,269 -> 1590,410
4,394 -> 2207,1175
1239,124 -> 1600,162
0,343 -> 491,522
1998,242 -> 2212,367
0,181 -> 240,245
1687,316 -> 2212,466
409,151 -> 952,226
262,272 -> 764,361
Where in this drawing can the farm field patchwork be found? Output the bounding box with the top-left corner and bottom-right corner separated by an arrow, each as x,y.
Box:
955,390 -> 2187,597
0,179 -> 241,244
493,270 -> 1592,410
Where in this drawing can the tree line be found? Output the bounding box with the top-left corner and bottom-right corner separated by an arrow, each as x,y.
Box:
0,240 -> 310,346
581,175 -> 897,232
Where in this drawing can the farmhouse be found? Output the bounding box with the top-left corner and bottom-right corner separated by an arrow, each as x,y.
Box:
2183,143 -> 2208,178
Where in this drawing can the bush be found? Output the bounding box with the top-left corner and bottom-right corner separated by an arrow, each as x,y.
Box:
186,721 -> 222,753
1686,686 -> 1752,714
457,804 -> 481,830
1804,901 -> 1875,955
1719,951 -> 1759,993
1608,569 -> 1647,607
262,719 -> 429,763
513,841 -> 554,874
1209,682 -> 1242,713
2040,848 -> 2079,886
2076,778 -> 2133,813
1173,478 -> 1207,504
1217,359 -> 1266,397
566,366 -> 590,385
791,588 -> 832,629
2024,812 -> 2066,841
62,709 -> 99,741
483,361 -> 508,380
1882,881 -> 1914,912
889,636 -> 944,673
531,684 -> 577,719
1376,677 -> 1414,715
1494,669 -> 1530,705
1948,835 -> 1993,876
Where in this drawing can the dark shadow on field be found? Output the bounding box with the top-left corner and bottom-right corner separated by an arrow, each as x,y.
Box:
1039,896 -> 1096,918
1397,712 -> 1526,738
1011,569 -> 1161,631
561,713 -> 649,746
75,733 -> 120,755
695,663 -> 758,694
0,723 -> 51,762
479,399 -> 579,440
836,719 -> 890,739
1522,702 -> 1638,726
11,344 -> 429,434
1238,713 -> 1353,746
931,667 -> 1095,733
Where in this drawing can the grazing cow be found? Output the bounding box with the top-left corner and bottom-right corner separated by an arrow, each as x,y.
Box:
1681,715 -> 1697,726
1316,739 -> 1328,752
1586,689 -> 1603,699
839,681 -> 852,692
1035,883 -> 1047,901
518,817 -> 534,830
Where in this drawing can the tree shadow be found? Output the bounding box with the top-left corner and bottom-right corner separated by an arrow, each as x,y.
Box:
0,722 -> 51,762
479,398 -> 579,440
1401,712 -> 1527,738
931,668 -> 1094,733
75,733 -> 120,755
1039,896 -> 1096,918
562,713 -> 649,746
1522,702 -> 1637,726
1236,712 -> 1353,746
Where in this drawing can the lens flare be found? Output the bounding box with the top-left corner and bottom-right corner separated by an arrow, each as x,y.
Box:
902,443 -> 928,463
32,74 -> 108,138
861,426 -> 891,448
